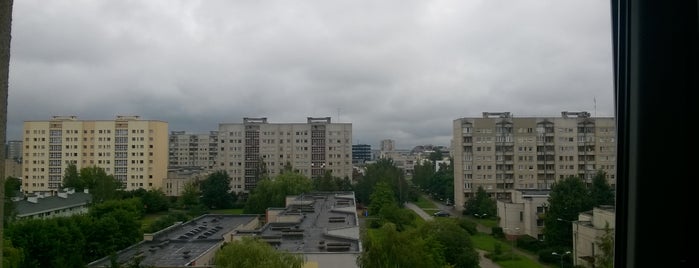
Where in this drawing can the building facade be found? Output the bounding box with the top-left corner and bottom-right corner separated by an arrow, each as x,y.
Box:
572,206 -> 615,267
352,144 -> 372,165
21,115 -> 169,193
168,131 -> 218,169
453,112 -> 616,210
496,189 -> 550,240
217,117 -> 352,192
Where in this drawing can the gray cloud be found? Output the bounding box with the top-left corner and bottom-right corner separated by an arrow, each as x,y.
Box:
8,0 -> 614,149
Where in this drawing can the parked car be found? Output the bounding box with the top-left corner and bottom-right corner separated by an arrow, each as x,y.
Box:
433,211 -> 450,217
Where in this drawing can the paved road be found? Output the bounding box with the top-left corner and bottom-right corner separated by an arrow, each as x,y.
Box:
404,201 -> 500,268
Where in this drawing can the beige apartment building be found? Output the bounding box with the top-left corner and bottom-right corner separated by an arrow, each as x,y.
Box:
453,112 -> 615,210
22,115 -> 168,193
217,117 -> 352,192
168,131 -> 218,169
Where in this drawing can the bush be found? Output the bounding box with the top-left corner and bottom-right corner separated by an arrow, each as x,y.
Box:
517,235 -> 545,253
491,227 -> 504,239
538,247 -> 573,265
457,219 -> 478,235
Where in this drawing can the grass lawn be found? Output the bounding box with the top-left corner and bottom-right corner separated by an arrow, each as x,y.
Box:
470,232 -> 547,268
414,195 -> 438,209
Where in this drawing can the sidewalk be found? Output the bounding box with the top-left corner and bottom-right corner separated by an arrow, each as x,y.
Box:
404,201 -> 500,268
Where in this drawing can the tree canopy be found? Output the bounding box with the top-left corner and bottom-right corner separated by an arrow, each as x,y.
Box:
243,171 -> 313,214
544,176 -> 594,248
464,186 -> 496,217
200,170 -> 236,209
215,237 -> 304,268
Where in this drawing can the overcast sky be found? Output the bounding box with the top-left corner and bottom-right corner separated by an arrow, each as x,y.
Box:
8,0 -> 614,149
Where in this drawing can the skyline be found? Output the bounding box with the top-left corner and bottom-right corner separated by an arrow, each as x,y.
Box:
7,0 -> 614,148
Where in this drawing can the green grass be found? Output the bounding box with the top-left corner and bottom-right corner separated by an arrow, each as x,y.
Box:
476,218 -> 500,228
470,232 -> 548,268
413,195 -> 438,209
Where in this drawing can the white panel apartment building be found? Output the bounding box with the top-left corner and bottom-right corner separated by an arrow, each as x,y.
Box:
217,117 -> 352,192
22,116 -> 169,194
168,131 -> 218,169
453,112 -> 615,210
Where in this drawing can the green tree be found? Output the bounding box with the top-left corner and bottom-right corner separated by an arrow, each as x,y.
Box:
81,166 -> 122,203
3,176 -> 20,224
412,160 -> 435,190
139,189 -> 170,213
178,181 -> 201,209
62,163 -> 83,191
244,171 -> 313,214
314,170 -> 338,191
544,176 -> 593,248
464,186 -> 496,217
419,219 -> 480,268
3,239 -> 23,268
200,171 -> 235,209
355,158 -> 407,205
369,182 -> 397,218
215,237 -> 304,268
358,223 -> 449,268
590,170 -> 615,206
595,222 -> 614,268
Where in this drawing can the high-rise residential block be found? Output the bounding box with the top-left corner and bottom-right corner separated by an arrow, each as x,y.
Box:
22,115 -> 168,193
217,117 -> 352,192
453,112 -> 615,210
168,131 -> 218,169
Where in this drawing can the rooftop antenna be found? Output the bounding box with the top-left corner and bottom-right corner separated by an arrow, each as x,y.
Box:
593,97 -> 597,117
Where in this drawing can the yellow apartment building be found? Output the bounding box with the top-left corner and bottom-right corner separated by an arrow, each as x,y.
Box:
22,115 -> 168,193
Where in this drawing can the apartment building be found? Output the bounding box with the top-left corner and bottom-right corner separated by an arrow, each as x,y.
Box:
168,131 -> 218,169
453,112 -> 615,210
217,117 -> 352,192
22,115 -> 168,193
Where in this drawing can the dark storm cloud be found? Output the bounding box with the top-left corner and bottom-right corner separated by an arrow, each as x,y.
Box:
8,0 -> 614,149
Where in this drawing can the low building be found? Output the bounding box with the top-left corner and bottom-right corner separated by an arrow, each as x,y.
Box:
88,192 -> 361,268
571,206 -> 615,267
15,188 -> 91,220
255,192 -> 361,268
497,189 -> 550,240
87,214 -> 260,267
163,167 -> 213,196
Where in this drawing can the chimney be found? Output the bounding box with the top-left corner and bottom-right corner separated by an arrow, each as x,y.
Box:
27,196 -> 38,204
84,188 -> 89,194
58,192 -> 68,198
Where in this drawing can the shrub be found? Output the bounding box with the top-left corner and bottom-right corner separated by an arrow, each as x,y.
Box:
491,227 -> 504,239
517,235 -> 546,252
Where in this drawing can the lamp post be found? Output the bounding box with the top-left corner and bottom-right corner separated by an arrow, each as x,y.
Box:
474,213 -> 487,219
552,251 -> 571,268
557,218 -> 577,266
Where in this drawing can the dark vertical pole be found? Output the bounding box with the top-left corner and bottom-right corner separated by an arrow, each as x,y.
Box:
0,1 -> 14,267
613,0 -> 697,267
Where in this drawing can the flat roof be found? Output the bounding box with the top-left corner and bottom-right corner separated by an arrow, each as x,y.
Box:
257,192 -> 361,254
16,192 -> 91,216
88,214 -> 258,267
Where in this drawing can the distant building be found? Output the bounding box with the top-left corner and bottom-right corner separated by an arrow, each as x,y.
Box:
4,158 -> 22,179
5,140 -> 22,160
163,167 -> 213,196
571,206 -> 615,267
453,111 -> 616,210
379,139 -> 395,152
217,117 -> 352,193
22,115 -> 169,193
352,144 -> 372,164
15,188 -> 91,220
168,131 -> 218,169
